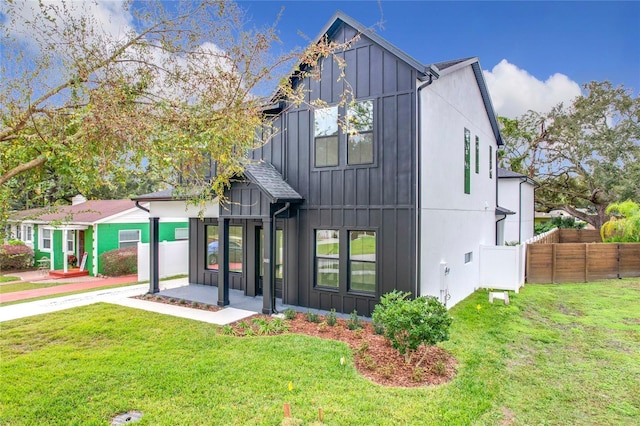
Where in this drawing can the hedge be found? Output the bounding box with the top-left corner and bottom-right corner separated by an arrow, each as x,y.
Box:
99,247 -> 137,276
0,243 -> 35,270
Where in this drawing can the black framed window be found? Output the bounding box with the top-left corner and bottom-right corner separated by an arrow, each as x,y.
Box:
475,136 -> 480,174
315,230 -> 339,288
205,225 -> 219,270
349,231 -> 376,293
314,106 -> 339,167
347,100 -> 374,165
206,225 -> 243,272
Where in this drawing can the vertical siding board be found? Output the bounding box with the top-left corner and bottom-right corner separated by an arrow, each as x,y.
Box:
356,168 -> 369,205
332,171 -> 343,205
356,46 -> 370,98
397,93 -> 413,204
370,45 -> 383,96
344,169 -> 356,205
382,96 -> 398,204
320,56 -> 332,102
382,51 -> 397,93
299,110 -> 311,198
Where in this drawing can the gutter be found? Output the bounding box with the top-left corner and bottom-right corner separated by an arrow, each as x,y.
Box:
415,68 -> 438,297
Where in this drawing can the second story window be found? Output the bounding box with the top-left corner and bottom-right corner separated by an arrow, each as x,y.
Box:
314,106 -> 339,167
347,100 -> 374,165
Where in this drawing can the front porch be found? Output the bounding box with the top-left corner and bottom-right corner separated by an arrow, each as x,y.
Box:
156,283 -> 343,317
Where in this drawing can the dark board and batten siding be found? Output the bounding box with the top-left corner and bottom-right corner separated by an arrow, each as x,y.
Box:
255,22 -> 419,315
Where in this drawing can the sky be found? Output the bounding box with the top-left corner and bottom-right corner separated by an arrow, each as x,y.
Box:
2,1 -> 638,118
234,0 -> 639,117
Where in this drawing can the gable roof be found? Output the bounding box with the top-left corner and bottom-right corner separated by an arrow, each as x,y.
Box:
287,12 -> 503,145
9,200 -> 142,224
244,162 -> 303,203
315,11 -> 430,79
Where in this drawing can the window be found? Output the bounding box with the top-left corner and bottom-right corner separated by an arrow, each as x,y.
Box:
205,225 -> 243,272
41,228 -> 52,251
349,231 -> 376,293
22,225 -> 33,242
347,100 -> 374,165
475,136 -> 480,174
229,226 -> 243,273
465,251 -> 473,264
16,225 -> 22,241
259,229 -> 283,279
489,145 -> 493,179
464,128 -> 471,194
175,228 -> 188,240
315,230 -> 339,288
206,225 -> 219,270
119,229 -> 140,249
314,106 -> 339,167
66,231 -> 75,252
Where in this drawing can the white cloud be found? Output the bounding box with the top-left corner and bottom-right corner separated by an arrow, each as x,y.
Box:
483,59 -> 581,118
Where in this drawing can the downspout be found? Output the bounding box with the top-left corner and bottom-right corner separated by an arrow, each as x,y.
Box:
135,201 -> 150,213
270,202 -> 291,313
415,71 -> 436,297
496,214 -> 507,245
519,179 -> 525,244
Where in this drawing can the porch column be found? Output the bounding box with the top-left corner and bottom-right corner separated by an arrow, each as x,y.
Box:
262,217 -> 273,314
149,217 -> 160,293
63,228 -> 69,273
217,218 -> 230,307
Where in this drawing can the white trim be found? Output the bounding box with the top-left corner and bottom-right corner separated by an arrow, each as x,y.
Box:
39,226 -> 53,252
93,204 -> 149,224
118,229 -> 141,249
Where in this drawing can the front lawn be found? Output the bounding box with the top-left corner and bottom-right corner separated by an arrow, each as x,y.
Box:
1,280 -> 638,425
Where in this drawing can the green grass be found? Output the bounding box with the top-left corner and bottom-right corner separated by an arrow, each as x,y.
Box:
0,281 -> 63,293
1,280 -> 639,425
0,275 -> 20,283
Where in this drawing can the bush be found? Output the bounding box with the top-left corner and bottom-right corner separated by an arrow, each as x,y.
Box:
7,239 -> 25,246
372,290 -> 452,365
99,246 -> 137,276
0,244 -> 34,270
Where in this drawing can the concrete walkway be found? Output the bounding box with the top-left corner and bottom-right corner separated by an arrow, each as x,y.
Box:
0,275 -> 257,325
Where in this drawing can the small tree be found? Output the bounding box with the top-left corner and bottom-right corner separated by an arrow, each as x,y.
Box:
372,291 -> 452,366
601,200 -> 640,242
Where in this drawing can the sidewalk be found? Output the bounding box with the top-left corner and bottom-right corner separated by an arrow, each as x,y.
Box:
0,276 -> 257,325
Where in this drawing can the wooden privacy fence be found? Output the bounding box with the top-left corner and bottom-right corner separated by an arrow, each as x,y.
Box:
526,242 -> 640,283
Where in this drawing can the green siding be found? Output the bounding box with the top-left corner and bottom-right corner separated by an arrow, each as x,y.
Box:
32,226 -> 49,263
84,227 -> 94,274
159,223 -> 189,242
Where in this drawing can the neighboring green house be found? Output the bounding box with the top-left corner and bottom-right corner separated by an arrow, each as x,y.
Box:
6,196 -> 188,276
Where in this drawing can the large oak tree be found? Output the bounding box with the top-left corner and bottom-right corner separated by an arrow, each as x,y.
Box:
499,81 -> 640,230
0,0 -> 356,219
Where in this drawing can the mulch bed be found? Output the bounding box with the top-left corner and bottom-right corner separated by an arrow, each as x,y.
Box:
133,295 -> 457,387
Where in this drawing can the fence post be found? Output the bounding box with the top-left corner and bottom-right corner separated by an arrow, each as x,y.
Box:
552,244 -> 557,283
584,244 -> 589,283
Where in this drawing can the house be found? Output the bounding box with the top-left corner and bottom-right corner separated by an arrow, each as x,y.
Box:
135,12 -> 506,315
6,195 -> 188,276
497,168 -> 538,244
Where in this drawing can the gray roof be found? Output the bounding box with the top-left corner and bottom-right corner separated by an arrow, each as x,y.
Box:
497,168 -> 539,186
244,162 -> 303,203
496,206 -> 516,216
132,188 -> 179,201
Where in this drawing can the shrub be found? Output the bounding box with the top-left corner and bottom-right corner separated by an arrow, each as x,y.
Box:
283,308 -> 297,320
372,290 -> 452,365
99,246 -> 137,276
7,239 -> 25,246
346,310 -> 362,330
0,244 -> 34,270
325,309 -> 337,326
305,310 -> 320,323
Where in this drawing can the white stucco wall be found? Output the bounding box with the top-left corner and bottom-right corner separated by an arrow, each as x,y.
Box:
149,200 -> 219,219
498,178 -> 536,243
419,65 -> 499,308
